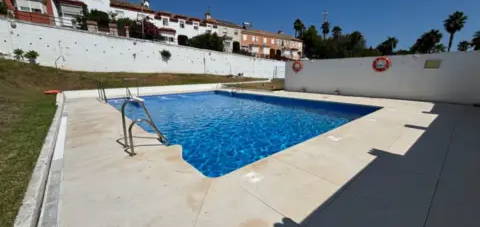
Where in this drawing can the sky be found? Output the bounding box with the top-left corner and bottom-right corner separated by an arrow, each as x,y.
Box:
147,0 -> 480,50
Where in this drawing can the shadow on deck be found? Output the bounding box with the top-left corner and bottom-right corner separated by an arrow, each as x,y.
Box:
274,103 -> 480,227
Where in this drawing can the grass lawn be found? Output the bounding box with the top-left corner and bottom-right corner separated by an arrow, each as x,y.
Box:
0,58 -> 259,226
225,79 -> 284,91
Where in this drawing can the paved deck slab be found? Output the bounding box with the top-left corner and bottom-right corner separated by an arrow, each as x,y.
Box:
55,91 -> 480,227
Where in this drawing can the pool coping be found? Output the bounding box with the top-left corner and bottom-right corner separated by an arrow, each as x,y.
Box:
20,84 -> 473,227
111,89 -> 384,178
13,83 -> 267,227
22,86 -> 389,227
14,94 -> 65,227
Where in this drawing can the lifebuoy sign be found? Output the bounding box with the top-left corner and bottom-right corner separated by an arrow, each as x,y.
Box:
292,60 -> 304,73
372,57 -> 392,72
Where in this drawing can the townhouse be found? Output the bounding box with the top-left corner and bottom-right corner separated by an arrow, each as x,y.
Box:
241,29 -> 303,60
2,0 -> 302,59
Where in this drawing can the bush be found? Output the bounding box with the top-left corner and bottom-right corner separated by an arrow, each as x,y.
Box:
0,2 -> 7,15
13,49 -> 24,61
177,35 -> 189,46
129,19 -> 162,40
232,41 -> 241,53
76,8 -> 111,30
24,50 -> 39,64
160,50 -> 171,61
189,33 -> 224,52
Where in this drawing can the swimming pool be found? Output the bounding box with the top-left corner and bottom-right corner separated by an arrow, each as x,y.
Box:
109,91 -> 380,177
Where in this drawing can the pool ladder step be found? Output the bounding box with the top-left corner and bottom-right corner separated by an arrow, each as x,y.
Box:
118,97 -> 169,156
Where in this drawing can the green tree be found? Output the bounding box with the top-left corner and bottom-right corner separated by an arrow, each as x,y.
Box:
302,25 -> 320,58
395,49 -> 412,55
457,41 -> 470,51
24,50 -> 39,64
332,26 -> 342,40
86,9 -> 110,28
128,19 -> 161,40
346,31 -> 365,54
293,19 -> 306,38
444,11 -> 467,52
472,31 -> 480,50
410,30 -> 443,54
376,37 -> 398,55
189,33 -> 224,52
0,2 -> 7,15
432,43 -> 446,53
321,22 -> 330,39
13,49 -> 24,61
232,41 -> 240,53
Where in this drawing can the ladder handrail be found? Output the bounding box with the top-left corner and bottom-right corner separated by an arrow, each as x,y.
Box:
96,81 -> 107,103
120,97 -> 168,156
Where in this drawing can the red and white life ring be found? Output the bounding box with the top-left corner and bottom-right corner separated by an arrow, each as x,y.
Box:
372,57 -> 392,72
292,60 -> 303,73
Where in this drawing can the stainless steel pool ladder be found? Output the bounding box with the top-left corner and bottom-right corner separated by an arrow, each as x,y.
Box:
119,97 -> 169,156
125,86 -> 139,99
97,81 -> 108,103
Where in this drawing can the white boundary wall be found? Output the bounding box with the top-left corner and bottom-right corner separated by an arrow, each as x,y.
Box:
285,51 -> 480,104
0,19 -> 285,78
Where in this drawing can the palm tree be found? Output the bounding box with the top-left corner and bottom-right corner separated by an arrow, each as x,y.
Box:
472,31 -> 480,50
444,11 -> 468,52
457,41 -> 470,51
332,26 -> 342,39
376,37 -> 399,55
432,43 -> 446,53
410,30 -> 443,54
321,21 -> 330,39
293,19 -> 305,38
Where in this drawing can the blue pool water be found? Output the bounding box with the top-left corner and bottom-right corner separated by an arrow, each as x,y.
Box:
109,91 -> 380,177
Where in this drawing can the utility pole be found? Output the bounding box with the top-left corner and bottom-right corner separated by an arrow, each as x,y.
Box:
140,0 -> 150,39
322,10 -> 329,23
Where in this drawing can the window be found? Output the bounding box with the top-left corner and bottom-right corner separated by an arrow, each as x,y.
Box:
20,6 -> 30,12
32,8 -> 42,13
243,35 -> 247,41
263,38 -> 267,44
163,18 -> 169,26
206,30 -> 212,33
180,21 -> 185,28
252,36 -> 257,42
271,39 -> 274,45
193,22 -> 199,30
234,31 -> 238,35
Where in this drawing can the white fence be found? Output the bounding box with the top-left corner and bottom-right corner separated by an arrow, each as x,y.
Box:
285,51 -> 480,104
0,18 -> 285,78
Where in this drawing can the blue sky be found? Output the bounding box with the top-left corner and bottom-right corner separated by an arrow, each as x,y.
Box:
148,0 -> 480,50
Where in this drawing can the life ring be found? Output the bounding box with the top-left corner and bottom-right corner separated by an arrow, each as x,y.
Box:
43,90 -> 62,95
292,60 -> 303,73
372,57 -> 392,72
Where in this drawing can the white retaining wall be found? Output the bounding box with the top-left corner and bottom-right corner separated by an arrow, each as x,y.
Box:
0,18 -> 285,78
285,51 -> 480,104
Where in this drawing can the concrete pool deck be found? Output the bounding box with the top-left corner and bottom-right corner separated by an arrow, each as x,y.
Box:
47,89 -> 480,227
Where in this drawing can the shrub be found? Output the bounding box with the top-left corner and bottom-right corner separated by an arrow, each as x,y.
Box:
177,35 -> 189,46
24,50 -> 39,64
13,49 -> 24,61
189,33 -> 224,52
160,50 -> 171,61
129,19 -> 161,40
232,41 -> 241,53
0,2 -> 7,15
